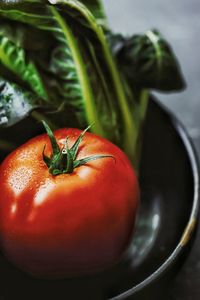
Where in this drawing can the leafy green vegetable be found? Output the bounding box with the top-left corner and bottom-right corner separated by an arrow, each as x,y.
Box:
0,0 -> 185,168
0,32 -> 48,99
0,1 -> 92,129
0,0 -> 125,143
108,29 -> 185,91
49,0 -> 137,155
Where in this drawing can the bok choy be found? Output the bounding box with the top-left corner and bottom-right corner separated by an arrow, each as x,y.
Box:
0,0 -> 185,168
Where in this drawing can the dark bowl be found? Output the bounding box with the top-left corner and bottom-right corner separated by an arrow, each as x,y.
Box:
0,99 -> 199,300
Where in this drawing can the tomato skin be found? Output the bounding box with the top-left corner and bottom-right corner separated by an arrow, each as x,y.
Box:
0,128 -> 139,278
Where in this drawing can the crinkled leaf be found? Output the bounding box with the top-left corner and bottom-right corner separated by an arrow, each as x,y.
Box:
0,2 -> 77,125
109,30 -> 186,91
0,2 -> 95,126
0,31 -> 48,99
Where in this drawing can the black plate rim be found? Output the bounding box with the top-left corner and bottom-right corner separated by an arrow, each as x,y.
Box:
110,100 -> 200,300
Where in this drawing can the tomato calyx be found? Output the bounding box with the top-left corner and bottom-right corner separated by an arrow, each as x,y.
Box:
42,121 -> 114,176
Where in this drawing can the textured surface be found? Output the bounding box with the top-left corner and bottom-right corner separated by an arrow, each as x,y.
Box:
104,1 -> 200,299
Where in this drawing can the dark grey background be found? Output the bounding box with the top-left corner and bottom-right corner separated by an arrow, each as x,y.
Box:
104,1 -> 200,299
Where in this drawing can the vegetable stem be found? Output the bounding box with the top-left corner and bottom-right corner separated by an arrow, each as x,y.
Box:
139,89 -> 149,122
133,89 -> 149,173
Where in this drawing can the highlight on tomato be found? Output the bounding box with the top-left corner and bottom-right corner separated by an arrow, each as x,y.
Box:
0,122 -> 140,278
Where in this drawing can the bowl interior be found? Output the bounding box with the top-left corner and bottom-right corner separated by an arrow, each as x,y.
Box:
0,101 -> 195,300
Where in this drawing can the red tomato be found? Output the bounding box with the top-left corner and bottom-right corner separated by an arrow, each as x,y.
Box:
0,127 -> 139,278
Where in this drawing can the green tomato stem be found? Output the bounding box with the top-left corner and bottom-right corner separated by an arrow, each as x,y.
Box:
133,89 -> 149,173
42,121 -> 114,176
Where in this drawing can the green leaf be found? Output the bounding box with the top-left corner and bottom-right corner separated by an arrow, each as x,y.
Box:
48,5 -> 106,136
0,1 -> 54,31
47,0 -> 136,158
0,1 -> 109,133
0,77 -> 42,127
109,30 -> 186,91
0,0 -> 107,34
0,19 -> 54,52
80,0 -> 106,26
0,32 -> 48,99
0,2 -> 83,126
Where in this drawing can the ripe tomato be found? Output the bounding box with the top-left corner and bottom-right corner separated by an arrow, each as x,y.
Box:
0,125 -> 139,278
